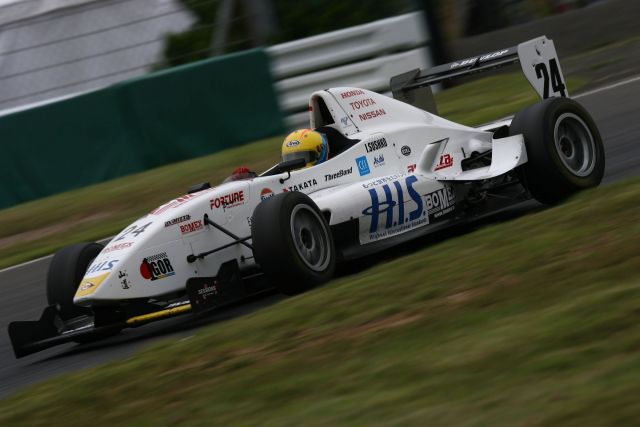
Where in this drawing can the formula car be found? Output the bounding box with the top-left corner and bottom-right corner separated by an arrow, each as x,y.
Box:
9,36 -> 605,357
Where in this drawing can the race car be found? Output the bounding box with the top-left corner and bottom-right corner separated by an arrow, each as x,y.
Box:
9,36 -> 605,358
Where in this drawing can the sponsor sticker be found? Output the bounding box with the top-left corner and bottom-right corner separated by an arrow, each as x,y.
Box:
164,215 -> 191,227
401,146 -> 412,156
260,188 -> 274,200
325,167 -> 353,182
75,272 -> 110,298
372,154 -> 385,168
407,164 -> 416,173
358,109 -> 386,121
364,138 -> 387,153
286,139 -> 300,147
285,179 -> 317,192
349,98 -> 376,110
151,193 -> 204,215
180,220 -> 204,235
434,154 -> 453,171
140,252 -> 175,281
118,270 -> 130,290
356,156 -> 371,176
86,259 -> 118,275
360,177 -> 455,243
104,242 -> 133,253
210,190 -> 244,210
340,89 -> 365,99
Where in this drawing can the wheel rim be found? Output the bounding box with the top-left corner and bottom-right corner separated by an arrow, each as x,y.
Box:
553,112 -> 596,177
290,205 -> 331,272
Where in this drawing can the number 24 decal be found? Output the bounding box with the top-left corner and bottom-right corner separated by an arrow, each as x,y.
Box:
114,222 -> 152,241
535,58 -> 566,98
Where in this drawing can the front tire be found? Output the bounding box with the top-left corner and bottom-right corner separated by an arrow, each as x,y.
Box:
252,191 -> 336,294
47,242 -> 104,320
509,97 -> 605,204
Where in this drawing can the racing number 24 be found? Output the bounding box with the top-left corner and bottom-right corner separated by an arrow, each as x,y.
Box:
535,58 -> 566,98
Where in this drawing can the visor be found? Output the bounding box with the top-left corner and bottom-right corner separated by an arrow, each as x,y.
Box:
282,150 -> 318,164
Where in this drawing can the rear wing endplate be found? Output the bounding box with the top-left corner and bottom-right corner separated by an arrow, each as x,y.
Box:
390,36 -> 568,114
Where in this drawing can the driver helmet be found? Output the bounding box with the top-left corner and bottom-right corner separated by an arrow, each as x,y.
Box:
281,129 -> 328,168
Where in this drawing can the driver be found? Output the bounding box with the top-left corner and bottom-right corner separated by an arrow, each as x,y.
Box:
281,129 -> 328,169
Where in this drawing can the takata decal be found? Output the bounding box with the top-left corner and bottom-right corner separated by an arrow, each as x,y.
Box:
210,190 -> 244,210
435,154 -> 453,171
140,252 -> 175,281
285,179 -> 317,192
361,175 -> 427,243
356,156 -> 371,176
260,188 -> 274,200
86,259 -> 118,275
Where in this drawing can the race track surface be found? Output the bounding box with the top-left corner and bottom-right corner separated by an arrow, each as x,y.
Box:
1,78 -> 639,398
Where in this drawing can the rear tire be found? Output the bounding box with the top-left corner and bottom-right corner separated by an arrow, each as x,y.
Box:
509,97 -> 605,204
47,242 -> 104,320
252,192 -> 335,294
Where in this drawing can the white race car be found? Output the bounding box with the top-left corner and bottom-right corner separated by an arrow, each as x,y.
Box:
9,36 -> 604,357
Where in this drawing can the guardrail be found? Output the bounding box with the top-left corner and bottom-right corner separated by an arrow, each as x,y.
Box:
267,12 -> 434,129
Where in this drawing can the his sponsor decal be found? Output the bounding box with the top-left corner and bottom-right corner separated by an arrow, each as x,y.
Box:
358,109 -> 386,121
324,167 -> 353,182
86,259 -> 118,275
372,154 -> 385,168
434,153 -> 453,171
151,193 -> 204,215
361,175 -> 427,243
449,49 -> 509,70
340,116 -> 349,126
349,98 -> 376,110
407,164 -> 417,173
260,188 -> 274,200
286,139 -> 300,147
247,216 -> 253,228
103,242 -> 133,253
210,190 -> 244,210
75,272 -> 110,298
356,156 -> 371,176
140,252 -> 175,281
364,137 -> 387,153
340,89 -> 365,99
164,215 -> 191,227
425,187 -> 456,219
118,270 -> 130,290
360,178 -> 456,243
285,179 -> 317,192
197,281 -> 219,299
401,145 -> 412,156
180,220 -> 203,235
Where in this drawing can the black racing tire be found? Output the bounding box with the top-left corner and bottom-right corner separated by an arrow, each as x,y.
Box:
509,97 -> 605,204
252,191 -> 336,295
47,242 -> 104,320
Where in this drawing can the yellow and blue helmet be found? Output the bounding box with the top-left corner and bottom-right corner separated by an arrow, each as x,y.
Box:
281,129 -> 328,168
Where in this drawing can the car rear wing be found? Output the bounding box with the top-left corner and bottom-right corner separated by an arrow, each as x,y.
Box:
390,36 -> 568,114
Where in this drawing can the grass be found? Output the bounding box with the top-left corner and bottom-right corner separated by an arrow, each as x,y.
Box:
0,72 -> 585,270
0,176 -> 638,426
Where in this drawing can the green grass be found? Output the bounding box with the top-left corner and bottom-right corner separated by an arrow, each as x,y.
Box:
1,176 -> 638,426
0,72 -> 585,269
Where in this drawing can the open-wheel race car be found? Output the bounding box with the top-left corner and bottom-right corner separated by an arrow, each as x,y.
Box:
9,36 -> 605,357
